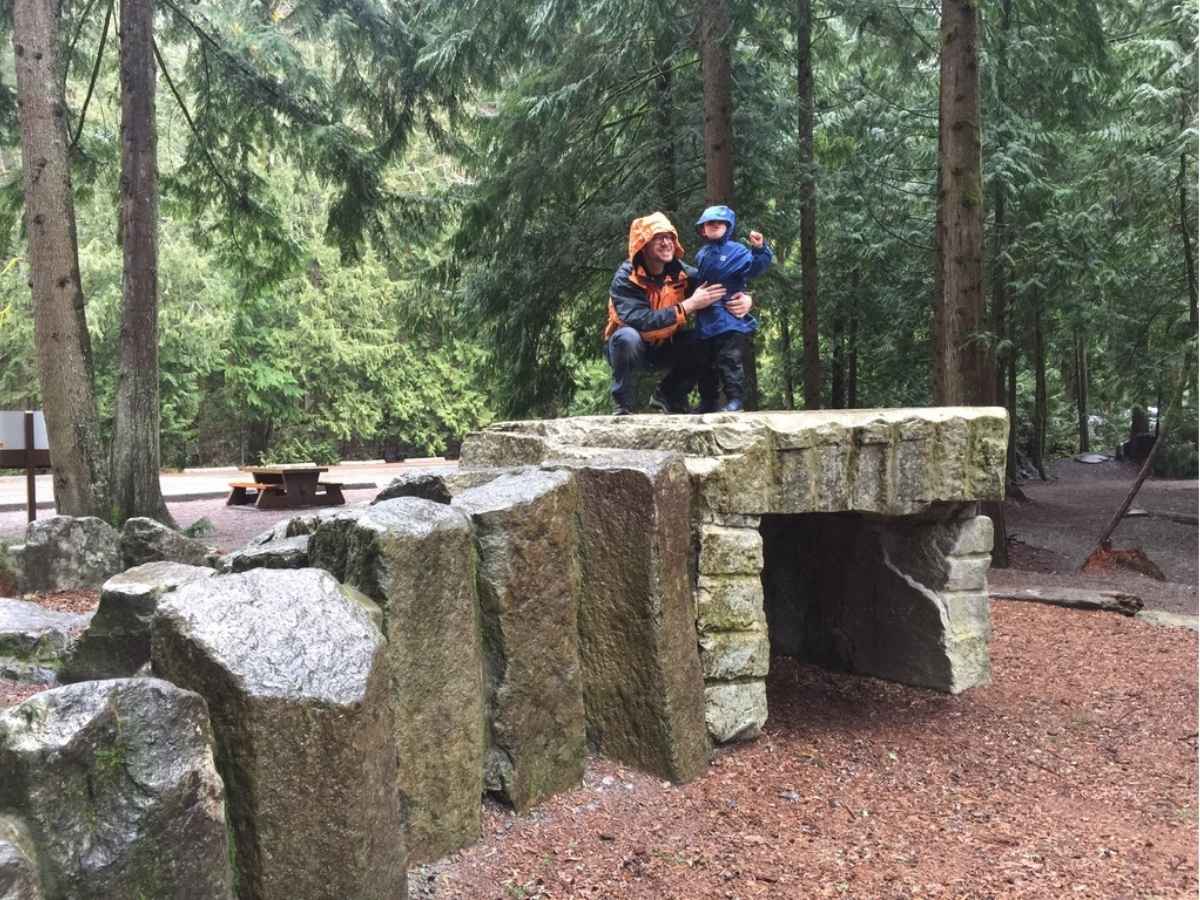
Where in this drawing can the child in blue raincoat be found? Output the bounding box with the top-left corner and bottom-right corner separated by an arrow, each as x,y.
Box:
693,205 -> 774,412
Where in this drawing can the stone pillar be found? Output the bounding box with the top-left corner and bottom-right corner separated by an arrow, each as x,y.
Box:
450,471 -> 587,813
152,569 -> 404,899
694,519 -> 769,743
551,453 -> 709,783
314,498 -> 486,864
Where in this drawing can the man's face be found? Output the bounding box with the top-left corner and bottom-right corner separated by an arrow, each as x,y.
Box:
702,221 -> 728,241
646,232 -> 676,265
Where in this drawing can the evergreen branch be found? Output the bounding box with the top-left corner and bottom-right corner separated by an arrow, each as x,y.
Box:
152,37 -> 240,203
64,0 -> 104,81
159,0 -> 331,127
69,0 -> 114,150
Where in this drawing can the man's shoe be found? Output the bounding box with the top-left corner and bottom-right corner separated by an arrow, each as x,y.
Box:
697,398 -> 720,414
719,398 -> 744,412
648,389 -> 688,415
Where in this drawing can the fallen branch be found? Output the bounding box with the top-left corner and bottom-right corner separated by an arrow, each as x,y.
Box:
990,587 -> 1144,616
1125,509 -> 1199,526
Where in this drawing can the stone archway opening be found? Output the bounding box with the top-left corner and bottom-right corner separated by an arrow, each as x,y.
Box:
758,508 -> 994,695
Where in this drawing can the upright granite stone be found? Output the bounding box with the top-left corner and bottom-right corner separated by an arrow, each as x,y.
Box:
0,598 -> 91,684
451,471 -> 586,813
120,518 -> 211,569
60,562 -> 214,683
11,517 -> 123,593
0,679 -> 231,899
312,498 -> 484,864
152,569 -> 404,899
0,815 -> 42,899
543,452 -> 709,783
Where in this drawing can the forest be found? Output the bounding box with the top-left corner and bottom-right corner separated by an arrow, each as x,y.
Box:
0,0 -> 1195,523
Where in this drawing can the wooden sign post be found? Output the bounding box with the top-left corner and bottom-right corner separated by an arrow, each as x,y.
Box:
0,410 -> 51,522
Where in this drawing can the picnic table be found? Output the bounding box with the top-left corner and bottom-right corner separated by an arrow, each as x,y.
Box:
226,464 -> 345,510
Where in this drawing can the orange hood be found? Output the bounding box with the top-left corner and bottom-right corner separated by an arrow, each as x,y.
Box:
628,212 -> 685,263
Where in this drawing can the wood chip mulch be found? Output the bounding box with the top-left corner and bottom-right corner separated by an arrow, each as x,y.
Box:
413,601 -> 1197,899
24,588 -> 100,616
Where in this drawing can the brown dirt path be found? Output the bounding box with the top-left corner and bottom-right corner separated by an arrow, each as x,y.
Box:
997,458 -> 1197,615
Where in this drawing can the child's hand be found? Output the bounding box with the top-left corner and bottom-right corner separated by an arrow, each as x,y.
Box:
748,230 -> 764,248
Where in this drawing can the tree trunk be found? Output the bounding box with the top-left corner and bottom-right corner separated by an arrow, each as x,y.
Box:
1180,150 -> 1198,329
830,303 -> 845,409
1074,329 -> 1089,452
1032,291 -> 1048,480
654,28 -> 677,219
12,0 -> 107,517
777,245 -> 795,410
743,336 -> 760,411
797,0 -> 820,409
1085,370 -> 1190,562
847,298 -> 858,408
933,0 -> 986,406
110,0 -> 172,525
701,0 -> 734,204
780,309 -> 795,409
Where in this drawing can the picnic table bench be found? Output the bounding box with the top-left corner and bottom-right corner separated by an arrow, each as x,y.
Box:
226,464 -> 345,510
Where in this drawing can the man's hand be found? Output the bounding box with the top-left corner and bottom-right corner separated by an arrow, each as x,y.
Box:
748,230 -> 765,248
683,282 -> 724,315
727,292 -> 753,317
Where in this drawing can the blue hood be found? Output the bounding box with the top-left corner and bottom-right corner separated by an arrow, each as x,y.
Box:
695,205 -> 736,242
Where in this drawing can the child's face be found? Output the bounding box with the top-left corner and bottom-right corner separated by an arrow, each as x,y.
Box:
702,221 -> 728,241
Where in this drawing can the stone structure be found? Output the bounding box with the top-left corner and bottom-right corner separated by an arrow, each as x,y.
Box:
461,408 -> 1007,743
60,561 -> 214,683
152,568 -> 404,899
0,678 -> 232,899
309,498 -> 484,865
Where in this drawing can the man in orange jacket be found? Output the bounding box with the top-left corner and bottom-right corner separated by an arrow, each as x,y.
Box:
603,212 -> 753,415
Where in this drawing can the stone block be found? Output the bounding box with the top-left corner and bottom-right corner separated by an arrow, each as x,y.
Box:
698,526 -> 763,576
695,576 -> 766,633
60,561 -> 213,683
373,465 -> 519,505
217,534 -> 310,573
152,569 -> 404,898
698,629 -> 770,680
0,679 -> 231,899
546,452 -> 709,783
451,470 -> 586,813
15,517 -> 122,593
944,555 -> 991,592
304,507 -> 367,582
703,680 -> 767,743
0,598 -> 91,683
120,517 -> 211,569
326,498 -> 484,864
948,514 -> 994,557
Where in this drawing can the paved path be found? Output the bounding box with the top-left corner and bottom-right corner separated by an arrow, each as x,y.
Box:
0,458 -> 452,514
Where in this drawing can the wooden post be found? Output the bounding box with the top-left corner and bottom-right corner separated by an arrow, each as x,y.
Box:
24,409 -> 35,522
